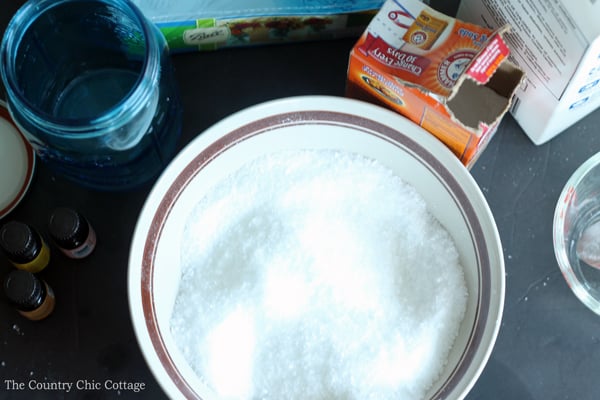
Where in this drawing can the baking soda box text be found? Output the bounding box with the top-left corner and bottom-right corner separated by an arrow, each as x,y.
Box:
346,0 -> 524,166
457,0 -> 600,145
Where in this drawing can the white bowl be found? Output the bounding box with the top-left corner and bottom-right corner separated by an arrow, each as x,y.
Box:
128,96 -> 505,400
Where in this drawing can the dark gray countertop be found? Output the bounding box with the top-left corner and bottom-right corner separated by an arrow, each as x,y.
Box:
1,1 -> 599,399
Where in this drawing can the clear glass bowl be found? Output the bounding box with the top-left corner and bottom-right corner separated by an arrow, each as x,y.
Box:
554,151 -> 600,315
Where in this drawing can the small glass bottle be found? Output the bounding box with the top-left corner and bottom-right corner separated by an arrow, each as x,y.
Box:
48,207 -> 97,259
0,221 -> 50,273
3,269 -> 55,321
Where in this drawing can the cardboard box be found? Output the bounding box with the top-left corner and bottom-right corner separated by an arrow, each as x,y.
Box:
132,0 -> 382,52
346,0 -> 524,167
457,0 -> 600,145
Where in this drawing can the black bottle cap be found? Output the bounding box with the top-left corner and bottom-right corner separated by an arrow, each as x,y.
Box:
0,221 -> 42,264
48,208 -> 89,250
3,270 -> 46,311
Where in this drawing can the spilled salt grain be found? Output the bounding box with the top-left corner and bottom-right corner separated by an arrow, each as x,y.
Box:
170,149 -> 467,400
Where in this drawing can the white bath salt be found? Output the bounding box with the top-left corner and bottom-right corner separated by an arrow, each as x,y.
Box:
170,149 -> 468,400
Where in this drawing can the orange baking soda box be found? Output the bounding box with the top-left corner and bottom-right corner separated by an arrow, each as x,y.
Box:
346,0 -> 525,167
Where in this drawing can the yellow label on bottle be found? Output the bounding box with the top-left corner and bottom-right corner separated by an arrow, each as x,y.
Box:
13,241 -> 50,273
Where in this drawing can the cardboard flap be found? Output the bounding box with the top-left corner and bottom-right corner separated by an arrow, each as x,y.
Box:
447,59 -> 525,129
446,25 -> 525,130
448,26 -> 512,101
464,28 -> 511,85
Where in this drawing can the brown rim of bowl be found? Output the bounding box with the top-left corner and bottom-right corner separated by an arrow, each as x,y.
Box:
140,110 -> 490,399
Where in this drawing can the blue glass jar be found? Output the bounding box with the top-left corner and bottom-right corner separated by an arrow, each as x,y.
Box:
0,0 -> 182,190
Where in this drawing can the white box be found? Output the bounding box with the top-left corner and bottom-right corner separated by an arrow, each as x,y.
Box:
457,0 -> 600,145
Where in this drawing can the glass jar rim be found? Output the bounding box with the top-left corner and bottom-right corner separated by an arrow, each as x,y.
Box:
0,0 -> 160,138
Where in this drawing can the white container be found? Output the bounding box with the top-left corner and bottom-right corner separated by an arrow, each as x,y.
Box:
457,0 -> 600,145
